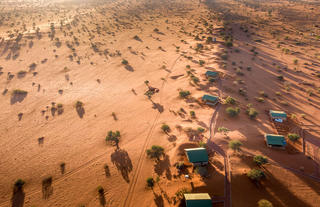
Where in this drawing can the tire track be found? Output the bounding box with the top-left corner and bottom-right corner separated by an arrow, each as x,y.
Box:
122,55 -> 181,207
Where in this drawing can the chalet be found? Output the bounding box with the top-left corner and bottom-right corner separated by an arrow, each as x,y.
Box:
184,193 -> 212,207
202,95 -> 219,106
269,110 -> 287,122
265,134 -> 286,148
205,70 -> 219,81
185,148 -> 209,166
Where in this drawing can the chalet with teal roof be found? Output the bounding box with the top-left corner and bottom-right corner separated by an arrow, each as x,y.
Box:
202,95 -> 219,106
265,134 -> 286,148
205,70 -> 219,80
184,193 -> 212,207
185,148 -> 209,166
269,110 -> 287,121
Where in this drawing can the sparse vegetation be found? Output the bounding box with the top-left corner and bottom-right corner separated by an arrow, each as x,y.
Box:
146,177 -> 154,188
146,145 -> 164,161
105,130 -> 121,148
229,140 -> 242,152
179,90 -> 191,99
253,155 -> 268,166
161,124 -> 171,133
258,199 -> 273,207
247,169 -> 265,182
226,107 -> 240,117
288,133 -> 300,142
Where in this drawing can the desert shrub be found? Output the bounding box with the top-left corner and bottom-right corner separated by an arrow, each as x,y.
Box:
206,36 -> 213,44
288,133 -> 300,142
146,177 -> 154,188
256,97 -> 265,102
247,169 -> 265,182
105,130 -> 121,148
75,101 -> 83,108
191,75 -> 199,84
218,127 -> 230,136
199,60 -> 205,66
121,59 -> 128,65
225,40 -> 233,47
14,179 -> 25,190
190,111 -> 196,118
12,89 -> 27,95
293,59 -> 298,65
229,140 -> 242,152
246,107 -> 258,119
226,107 -> 240,117
199,141 -> 207,148
258,199 -> 273,207
236,68 -> 244,76
97,186 -> 104,194
175,188 -> 190,200
277,75 -> 284,81
146,145 -> 164,161
161,124 -> 171,133
225,96 -> 236,105
197,127 -> 205,133
253,155 -> 268,166
259,91 -> 268,97
179,90 -> 191,99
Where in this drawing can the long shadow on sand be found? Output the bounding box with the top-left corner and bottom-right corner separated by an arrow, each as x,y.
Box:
154,154 -> 172,180
11,189 -> 25,207
111,149 -> 133,183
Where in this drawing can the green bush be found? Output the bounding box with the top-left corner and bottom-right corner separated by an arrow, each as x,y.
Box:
229,140 -> 242,152
161,124 -> 170,133
190,111 -> 196,118
179,90 -> 191,99
253,155 -> 268,166
258,199 -> 273,207
105,130 -> 121,148
247,169 -> 265,182
146,177 -> 154,188
226,107 -> 240,117
225,96 -> 236,105
288,133 -> 300,142
121,59 -> 129,65
246,107 -> 258,119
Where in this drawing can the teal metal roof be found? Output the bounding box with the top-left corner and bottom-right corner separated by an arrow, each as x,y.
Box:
185,148 -> 209,163
184,193 -> 212,207
265,134 -> 286,146
269,110 -> 287,118
202,95 -> 218,103
205,71 -> 218,77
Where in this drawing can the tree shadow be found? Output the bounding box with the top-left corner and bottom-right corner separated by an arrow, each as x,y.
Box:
125,65 -> 134,72
11,93 -> 27,105
154,155 -> 172,180
11,188 -> 25,207
111,149 -> 133,183
153,191 -> 164,207
42,177 -> 53,199
152,102 -> 164,113
99,190 -> 106,206
76,106 -> 85,118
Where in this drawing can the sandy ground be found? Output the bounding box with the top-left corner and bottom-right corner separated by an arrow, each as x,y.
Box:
0,0 -> 320,207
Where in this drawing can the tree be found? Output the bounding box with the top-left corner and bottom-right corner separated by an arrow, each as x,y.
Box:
179,90 -> 191,99
218,127 -> 230,137
105,130 -> 121,149
121,59 -> 128,65
161,124 -> 170,134
229,140 -> 242,152
14,179 -> 25,191
146,145 -> 164,161
288,133 -> 300,142
225,96 -> 236,105
226,107 -> 240,117
247,107 -> 259,119
258,199 -> 273,207
146,177 -> 154,188
247,169 -> 265,182
253,155 -> 268,166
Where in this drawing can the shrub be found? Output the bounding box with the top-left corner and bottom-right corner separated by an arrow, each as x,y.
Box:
229,140 -> 242,152
121,59 -> 129,65
197,127 -> 205,133
97,186 -> 104,194
288,133 -> 300,142
226,107 -> 240,117
247,169 -> 265,182
146,177 -> 154,188
218,127 -> 230,136
225,96 -> 236,105
14,179 -> 25,190
105,130 -> 121,148
253,155 -> 268,166
175,188 -> 190,200
190,111 -> 196,118
256,97 -> 265,102
146,145 -> 164,161
191,75 -> 200,84
199,60 -> 205,66
258,199 -> 273,207
75,101 -> 83,108
199,141 -> 206,148
179,90 -> 191,99
246,107 -> 258,119
12,89 -> 27,95
161,124 -> 170,133
277,75 -> 284,81
259,91 -> 268,97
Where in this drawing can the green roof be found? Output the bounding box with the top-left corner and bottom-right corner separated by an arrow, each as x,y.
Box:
202,95 -> 218,103
269,110 -> 287,118
205,70 -> 218,77
184,193 -> 212,207
265,134 -> 286,146
185,148 -> 209,163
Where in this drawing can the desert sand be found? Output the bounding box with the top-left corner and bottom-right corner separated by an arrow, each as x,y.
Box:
0,0 -> 320,207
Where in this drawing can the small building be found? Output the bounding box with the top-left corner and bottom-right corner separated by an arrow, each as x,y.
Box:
185,147 -> 209,166
265,134 -> 286,148
202,95 -> 219,106
205,70 -> 219,80
269,110 -> 287,122
184,193 -> 212,207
